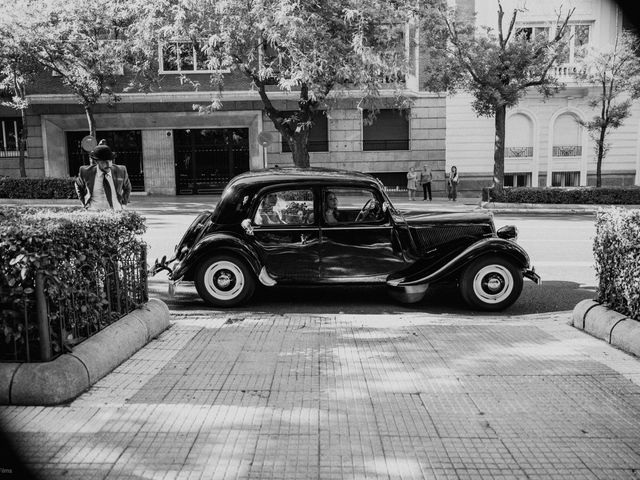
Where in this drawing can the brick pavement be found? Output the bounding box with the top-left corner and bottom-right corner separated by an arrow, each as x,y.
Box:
2,311 -> 640,479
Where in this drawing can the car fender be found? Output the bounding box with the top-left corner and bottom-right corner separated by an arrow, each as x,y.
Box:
171,233 -> 262,281
387,237 -> 531,287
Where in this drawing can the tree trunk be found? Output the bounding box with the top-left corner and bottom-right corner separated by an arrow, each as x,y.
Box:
84,105 -> 96,139
596,125 -> 607,188
18,107 -> 27,178
287,131 -> 311,168
493,105 -> 507,191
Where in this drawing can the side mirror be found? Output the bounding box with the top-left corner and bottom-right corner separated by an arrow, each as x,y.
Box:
241,218 -> 254,236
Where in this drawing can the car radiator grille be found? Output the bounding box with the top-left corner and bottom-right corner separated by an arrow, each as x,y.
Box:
411,225 -> 491,254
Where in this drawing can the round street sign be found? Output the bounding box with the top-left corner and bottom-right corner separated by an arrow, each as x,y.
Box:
257,131 -> 273,147
81,135 -> 97,152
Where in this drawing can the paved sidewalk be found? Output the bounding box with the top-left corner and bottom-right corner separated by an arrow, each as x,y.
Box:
2,311 -> 640,479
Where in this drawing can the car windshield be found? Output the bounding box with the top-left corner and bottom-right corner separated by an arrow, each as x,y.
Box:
374,178 -> 398,214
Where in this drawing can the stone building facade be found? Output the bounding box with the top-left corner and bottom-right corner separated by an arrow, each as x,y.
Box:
0,0 -> 636,197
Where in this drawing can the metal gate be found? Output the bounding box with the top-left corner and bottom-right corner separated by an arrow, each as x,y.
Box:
66,130 -> 145,192
174,128 -> 250,195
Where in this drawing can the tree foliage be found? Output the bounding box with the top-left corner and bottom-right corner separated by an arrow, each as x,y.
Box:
576,30 -> 640,187
5,0 -> 135,138
126,0 -> 417,167
420,1 -> 573,189
0,23 -> 40,177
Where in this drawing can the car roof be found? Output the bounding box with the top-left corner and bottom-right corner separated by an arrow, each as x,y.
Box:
228,167 -> 381,190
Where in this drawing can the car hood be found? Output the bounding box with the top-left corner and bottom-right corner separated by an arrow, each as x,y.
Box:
401,210 -> 495,225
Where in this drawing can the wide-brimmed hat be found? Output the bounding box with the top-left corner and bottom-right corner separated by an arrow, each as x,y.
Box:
89,145 -> 115,161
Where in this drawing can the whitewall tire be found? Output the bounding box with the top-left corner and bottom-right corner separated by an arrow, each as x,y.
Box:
460,255 -> 523,311
195,255 -> 255,307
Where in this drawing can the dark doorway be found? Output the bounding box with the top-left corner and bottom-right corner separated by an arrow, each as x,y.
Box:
174,128 -> 250,195
66,130 -> 145,192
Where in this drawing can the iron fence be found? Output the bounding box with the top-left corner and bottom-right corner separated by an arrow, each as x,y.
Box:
0,245 -> 148,363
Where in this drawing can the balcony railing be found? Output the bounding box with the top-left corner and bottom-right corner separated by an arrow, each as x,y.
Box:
553,145 -> 582,157
506,146 -> 533,158
0,150 -> 22,158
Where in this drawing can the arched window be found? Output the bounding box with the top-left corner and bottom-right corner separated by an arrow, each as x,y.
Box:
552,113 -> 582,187
553,114 -> 582,157
504,113 -> 534,187
506,114 -> 533,158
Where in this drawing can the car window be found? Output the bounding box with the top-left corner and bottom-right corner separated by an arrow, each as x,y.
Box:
323,188 -> 384,224
253,189 -> 315,226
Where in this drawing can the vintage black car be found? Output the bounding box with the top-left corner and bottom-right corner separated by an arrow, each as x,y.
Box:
152,168 -> 540,311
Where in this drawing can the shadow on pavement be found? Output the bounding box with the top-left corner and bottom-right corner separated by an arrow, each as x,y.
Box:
150,277 -> 596,316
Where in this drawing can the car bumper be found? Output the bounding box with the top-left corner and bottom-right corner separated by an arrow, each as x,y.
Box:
524,268 -> 542,285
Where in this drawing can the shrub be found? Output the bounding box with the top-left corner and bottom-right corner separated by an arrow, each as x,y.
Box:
0,206 -> 147,360
483,186 -> 640,204
594,208 -> 640,320
0,177 -> 77,199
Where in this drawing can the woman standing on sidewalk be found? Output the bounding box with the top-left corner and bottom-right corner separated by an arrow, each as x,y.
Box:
449,166 -> 459,201
406,167 -> 418,201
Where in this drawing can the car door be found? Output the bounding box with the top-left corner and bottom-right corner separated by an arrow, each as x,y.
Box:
319,186 -> 405,280
250,187 -> 320,282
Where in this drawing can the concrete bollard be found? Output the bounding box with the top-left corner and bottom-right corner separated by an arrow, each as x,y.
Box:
572,299 -> 599,330
609,320 -> 640,357
583,305 -> 627,343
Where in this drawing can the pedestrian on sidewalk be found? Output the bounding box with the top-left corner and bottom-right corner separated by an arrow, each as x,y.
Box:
75,142 -> 131,210
448,166 -> 459,201
419,165 -> 432,201
406,167 -> 418,201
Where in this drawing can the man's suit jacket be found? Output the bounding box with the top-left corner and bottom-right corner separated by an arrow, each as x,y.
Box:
75,164 -> 132,208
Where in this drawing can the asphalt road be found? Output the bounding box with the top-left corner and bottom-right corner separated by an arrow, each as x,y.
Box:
142,202 -> 598,316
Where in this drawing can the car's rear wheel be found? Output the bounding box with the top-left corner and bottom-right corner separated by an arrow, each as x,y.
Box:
459,255 -> 523,311
195,255 -> 255,307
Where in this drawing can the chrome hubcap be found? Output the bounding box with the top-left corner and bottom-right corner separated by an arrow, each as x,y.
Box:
216,271 -> 233,289
204,261 -> 244,300
473,265 -> 513,304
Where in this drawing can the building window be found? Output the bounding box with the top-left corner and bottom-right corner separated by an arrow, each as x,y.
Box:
556,24 -> 591,63
0,117 -> 21,158
281,111 -> 329,152
363,109 -> 410,151
551,171 -> 580,187
553,113 -> 582,157
160,41 -> 229,73
516,26 -> 550,42
506,113 -> 534,158
504,172 -> 532,187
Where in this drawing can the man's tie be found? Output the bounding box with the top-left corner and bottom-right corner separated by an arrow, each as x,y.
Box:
102,169 -> 113,208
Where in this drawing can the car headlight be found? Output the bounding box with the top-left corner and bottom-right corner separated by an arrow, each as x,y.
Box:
497,225 -> 518,240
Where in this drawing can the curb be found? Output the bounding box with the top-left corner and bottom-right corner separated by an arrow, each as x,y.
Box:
572,299 -> 640,357
0,298 -> 171,406
481,202 -> 600,214
482,202 -> 640,214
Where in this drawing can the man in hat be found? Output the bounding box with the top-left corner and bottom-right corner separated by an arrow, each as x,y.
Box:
75,143 -> 131,210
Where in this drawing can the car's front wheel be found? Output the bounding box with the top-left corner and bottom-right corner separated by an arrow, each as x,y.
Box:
459,255 -> 523,311
195,255 -> 255,307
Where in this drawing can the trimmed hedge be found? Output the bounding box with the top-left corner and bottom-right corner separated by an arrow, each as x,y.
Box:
0,177 -> 77,199
0,206 -> 147,359
1,206 -> 146,298
594,208 -> 640,321
483,186 -> 640,204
